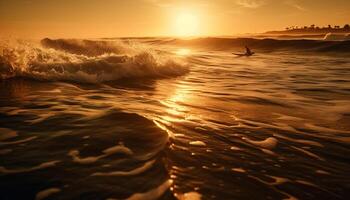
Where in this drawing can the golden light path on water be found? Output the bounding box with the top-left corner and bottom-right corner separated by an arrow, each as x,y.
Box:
152,61 -> 204,199
175,48 -> 192,56
155,82 -> 192,137
156,47 -> 194,132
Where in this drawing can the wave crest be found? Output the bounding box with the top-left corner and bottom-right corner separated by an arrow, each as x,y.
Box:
0,39 -> 189,82
41,38 -> 131,56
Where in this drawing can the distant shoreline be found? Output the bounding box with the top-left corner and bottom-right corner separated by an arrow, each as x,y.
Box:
265,24 -> 350,35
265,28 -> 350,35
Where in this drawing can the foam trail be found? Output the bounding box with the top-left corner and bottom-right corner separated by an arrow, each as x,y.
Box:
291,146 -> 324,161
177,192 -> 202,200
68,143 -> 133,164
242,137 -> 278,150
0,161 -> 61,175
189,141 -> 206,146
232,168 -> 246,173
91,160 -> 155,176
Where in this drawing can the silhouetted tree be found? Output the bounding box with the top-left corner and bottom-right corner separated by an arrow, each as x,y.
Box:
277,23 -> 350,33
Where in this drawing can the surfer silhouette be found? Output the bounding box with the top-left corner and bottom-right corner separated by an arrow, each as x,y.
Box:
232,46 -> 254,56
245,46 -> 253,56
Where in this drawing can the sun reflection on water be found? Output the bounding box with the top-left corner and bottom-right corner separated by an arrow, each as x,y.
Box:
175,48 -> 191,56
154,82 -> 193,138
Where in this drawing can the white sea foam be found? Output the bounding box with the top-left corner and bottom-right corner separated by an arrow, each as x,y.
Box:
230,146 -> 241,151
68,143 -> 133,164
232,168 -> 246,173
177,192 -> 202,200
0,160 -> 60,174
103,144 -> 133,155
242,137 -> 278,150
291,146 -> 324,161
189,141 -> 206,146
323,33 -> 350,41
0,39 -> 189,82
91,159 -> 155,176
68,150 -> 101,164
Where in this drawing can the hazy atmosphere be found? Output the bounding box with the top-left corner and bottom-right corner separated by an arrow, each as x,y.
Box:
1,0 -> 350,38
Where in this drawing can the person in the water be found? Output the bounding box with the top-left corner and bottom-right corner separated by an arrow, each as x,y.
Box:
245,46 -> 253,56
232,46 -> 254,56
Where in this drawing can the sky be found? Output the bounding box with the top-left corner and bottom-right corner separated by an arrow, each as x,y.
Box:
0,0 -> 349,38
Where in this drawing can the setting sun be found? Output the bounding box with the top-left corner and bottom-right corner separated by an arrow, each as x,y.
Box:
174,12 -> 200,37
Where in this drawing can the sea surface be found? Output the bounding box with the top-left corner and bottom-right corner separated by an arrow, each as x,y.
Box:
1,37 -> 350,200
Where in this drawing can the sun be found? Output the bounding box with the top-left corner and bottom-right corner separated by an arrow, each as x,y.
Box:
174,12 -> 199,37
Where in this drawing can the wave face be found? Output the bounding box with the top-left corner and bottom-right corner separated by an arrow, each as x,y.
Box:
167,37 -> 350,52
0,39 -> 189,82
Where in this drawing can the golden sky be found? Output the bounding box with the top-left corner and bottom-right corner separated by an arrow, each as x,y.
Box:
0,0 -> 349,38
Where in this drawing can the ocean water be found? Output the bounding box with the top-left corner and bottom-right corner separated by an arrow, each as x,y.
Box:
0,37 -> 350,200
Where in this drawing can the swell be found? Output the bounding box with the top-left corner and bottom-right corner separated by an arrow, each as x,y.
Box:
167,37 -> 350,53
0,39 -> 189,82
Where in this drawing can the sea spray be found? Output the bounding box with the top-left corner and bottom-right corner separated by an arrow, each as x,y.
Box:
0,39 -> 189,82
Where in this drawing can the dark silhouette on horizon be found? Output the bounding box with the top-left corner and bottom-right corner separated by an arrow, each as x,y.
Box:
266,24 -> 350,34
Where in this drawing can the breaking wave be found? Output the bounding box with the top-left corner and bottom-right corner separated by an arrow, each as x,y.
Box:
40,38 -> 131,56
0,39 -> 189,82
323,33 -> 350,41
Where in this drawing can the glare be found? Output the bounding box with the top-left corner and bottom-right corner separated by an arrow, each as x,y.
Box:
174,12 -> 199,36
175,48 -> 191,56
